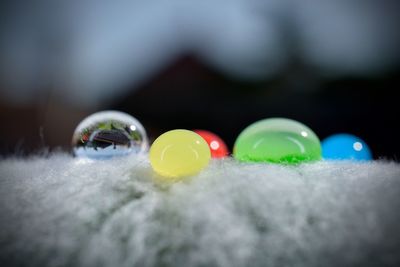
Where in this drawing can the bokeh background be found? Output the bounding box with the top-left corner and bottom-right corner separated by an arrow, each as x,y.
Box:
1,0 -> 399,159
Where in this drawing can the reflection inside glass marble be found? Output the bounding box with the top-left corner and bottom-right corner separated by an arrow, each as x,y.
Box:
72,111 -> 148,159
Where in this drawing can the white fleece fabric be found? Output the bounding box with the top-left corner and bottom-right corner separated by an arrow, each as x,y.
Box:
0,154 -> 399,267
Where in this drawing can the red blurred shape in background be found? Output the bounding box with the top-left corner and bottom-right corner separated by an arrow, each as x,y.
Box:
194,130 -> 229,158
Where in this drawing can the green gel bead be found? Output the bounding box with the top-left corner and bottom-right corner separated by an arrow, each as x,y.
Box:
233,118 -> 322,164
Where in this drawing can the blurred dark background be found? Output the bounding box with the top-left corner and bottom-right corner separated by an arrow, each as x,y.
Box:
0,0 -> 399,159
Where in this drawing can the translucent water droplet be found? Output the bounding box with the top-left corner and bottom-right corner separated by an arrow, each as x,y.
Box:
233,118 -> 322,164
322,134 -> 372,161
72,111 -> 148,159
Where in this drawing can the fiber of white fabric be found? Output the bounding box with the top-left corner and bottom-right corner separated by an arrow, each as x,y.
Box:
0,154 -> 399,267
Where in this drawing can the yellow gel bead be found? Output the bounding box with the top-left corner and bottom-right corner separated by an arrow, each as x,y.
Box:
149,129 -> 211,179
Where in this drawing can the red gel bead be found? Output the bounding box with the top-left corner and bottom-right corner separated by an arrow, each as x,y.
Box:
193,130 -> 229,158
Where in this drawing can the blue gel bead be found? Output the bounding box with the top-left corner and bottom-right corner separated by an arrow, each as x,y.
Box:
322,134 -> 372,161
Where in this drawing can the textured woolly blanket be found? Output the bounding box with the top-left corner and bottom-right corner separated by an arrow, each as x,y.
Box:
0,154 -> 399,267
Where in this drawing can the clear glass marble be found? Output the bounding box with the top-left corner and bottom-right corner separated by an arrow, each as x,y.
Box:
72,111 -> 148,159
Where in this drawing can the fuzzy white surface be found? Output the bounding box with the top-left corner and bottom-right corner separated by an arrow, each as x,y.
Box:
0,154 -> 399,267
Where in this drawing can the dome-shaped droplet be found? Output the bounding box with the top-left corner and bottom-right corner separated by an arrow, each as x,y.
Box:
233,118 -> 322,164
150,129 -> 211,179
193,130 -> 229,158
72,111 -> 148,159
322,134 -> 372,161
